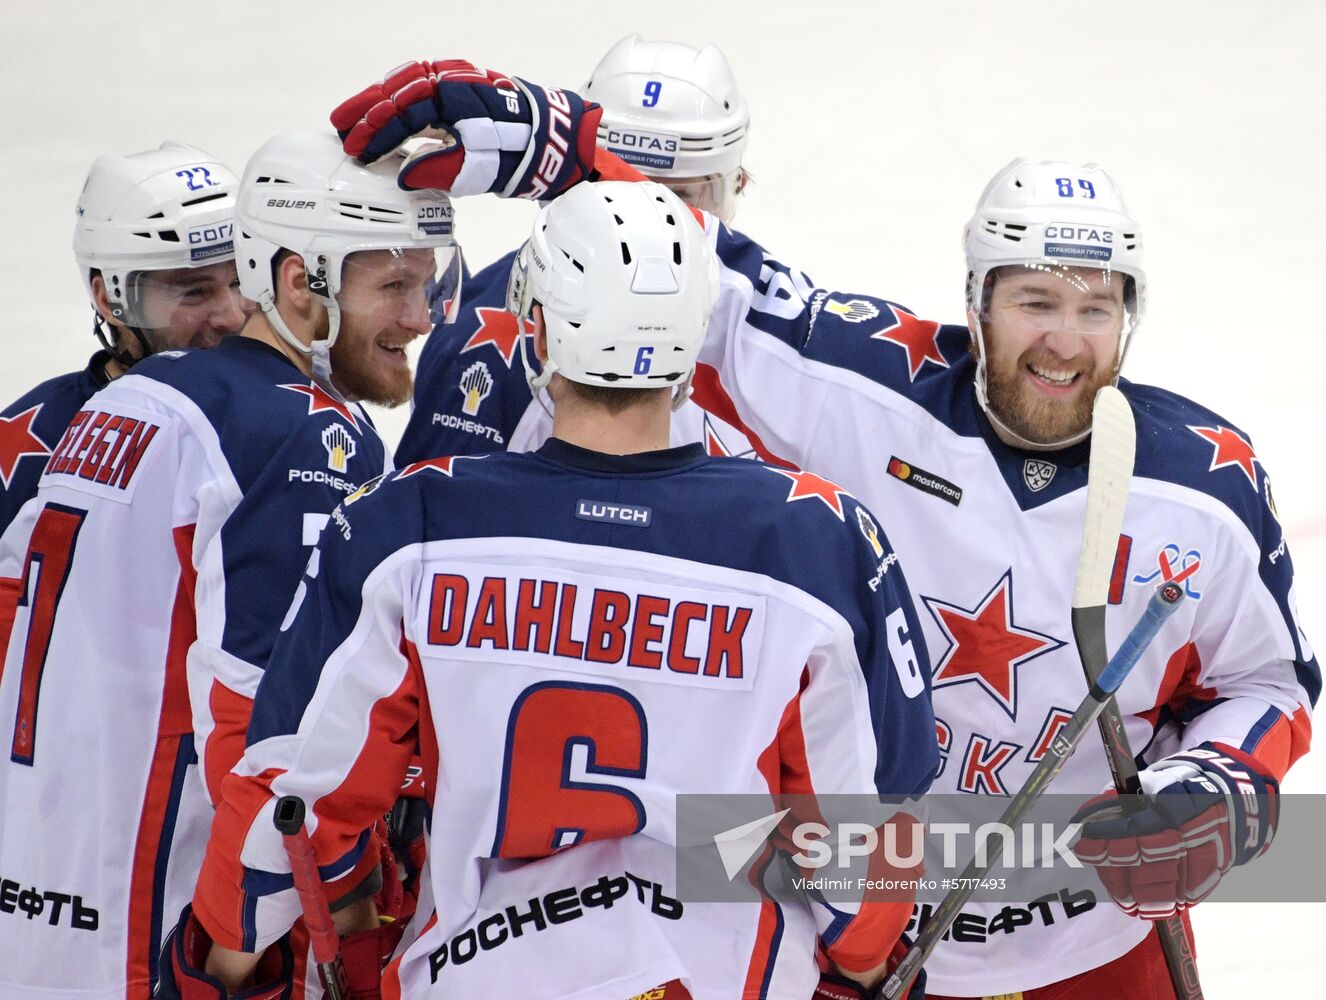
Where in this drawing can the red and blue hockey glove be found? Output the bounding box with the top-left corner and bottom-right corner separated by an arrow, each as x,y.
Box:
155,905 -> 294,1000
330,60 -> 602,199
1071,741 -> 1279,920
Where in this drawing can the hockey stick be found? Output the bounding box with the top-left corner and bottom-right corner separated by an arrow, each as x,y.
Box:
880,581 -> 1185,998
274,795 -> 352,1000
1071,385 -> 1203,1000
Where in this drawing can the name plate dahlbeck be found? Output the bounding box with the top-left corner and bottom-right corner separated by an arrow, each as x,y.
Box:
419,563 -> 764,690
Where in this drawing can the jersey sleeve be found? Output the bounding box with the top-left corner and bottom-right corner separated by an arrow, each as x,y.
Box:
189,419 -> 390,807
193,477 -> 424,951
787,496 -> 938,973
691,218 -> 967,475
1142,456 -> 1316,781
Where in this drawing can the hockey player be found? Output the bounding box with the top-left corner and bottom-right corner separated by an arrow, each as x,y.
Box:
165,181 -> 936,999
392,38 -> 757,467
0,142 -> 246,537
0,131 -> 462,999
331,65 -> 1316,998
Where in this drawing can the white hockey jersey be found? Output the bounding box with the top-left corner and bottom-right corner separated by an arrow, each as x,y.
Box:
0,337 -> 390,999
400,214 -> 1317,995
192,441 -> 938,999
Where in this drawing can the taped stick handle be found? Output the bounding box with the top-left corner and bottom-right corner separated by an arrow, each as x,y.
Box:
274,795 -> 350,1000
1092,582 -> 1185,697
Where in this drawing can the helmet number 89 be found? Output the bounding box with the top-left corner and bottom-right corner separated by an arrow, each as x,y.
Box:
1054,177 -> 1096,200
642,81 -> 662,108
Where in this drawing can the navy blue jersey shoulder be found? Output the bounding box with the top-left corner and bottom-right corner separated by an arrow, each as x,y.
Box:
712,222 -> 980,437
382,441 -> 928,686
397,249 -> 532,465
130,338 -> 382,491
0,352 -> 108,534
255,440 -> 937,794
1123,379 -> 1273,537
132,337 -> 389,670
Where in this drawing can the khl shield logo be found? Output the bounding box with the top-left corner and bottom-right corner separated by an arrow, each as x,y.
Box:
1023,458 -> 1056,493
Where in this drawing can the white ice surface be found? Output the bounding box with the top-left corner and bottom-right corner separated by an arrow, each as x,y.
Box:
1,2 -> 1322,994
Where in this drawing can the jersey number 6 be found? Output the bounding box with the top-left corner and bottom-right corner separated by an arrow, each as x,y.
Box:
491,681 -> 647,858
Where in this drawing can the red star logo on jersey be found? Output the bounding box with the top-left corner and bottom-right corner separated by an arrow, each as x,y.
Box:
924,571 -> 1065,719
872,306 -> 948,381
0,405 -> 52,490
396,454 -> 484,479
461,307 -> 533,368
769,467 -> 851,521
1188,424 -> 1260,489
279,382 -> 361,432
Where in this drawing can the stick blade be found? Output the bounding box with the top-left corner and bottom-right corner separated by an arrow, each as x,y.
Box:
1073,386 -> 1136,610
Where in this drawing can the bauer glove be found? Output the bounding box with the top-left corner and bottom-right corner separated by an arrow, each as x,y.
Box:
331,59 -> 601,199
1071,741 -> 1279,920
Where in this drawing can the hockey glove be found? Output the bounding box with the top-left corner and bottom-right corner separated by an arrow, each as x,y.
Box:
330,60 -> 602,199
1071,741 -> 1279,920
155,905 -> 294,1000
336,920 -> 406,1000
812,936 -> 925,1000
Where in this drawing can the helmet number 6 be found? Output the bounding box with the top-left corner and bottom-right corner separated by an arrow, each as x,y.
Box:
634,346 -> 654,375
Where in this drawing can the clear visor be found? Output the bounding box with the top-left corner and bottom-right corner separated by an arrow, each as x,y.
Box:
334,245 -> 463,330
662,168 -> 748,224
122,260 -> 252,347
506,241 -> 533,323
979,263 -> 1137,339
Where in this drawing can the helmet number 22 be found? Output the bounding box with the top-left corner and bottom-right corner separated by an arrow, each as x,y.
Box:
642,80 -> 662,108
176,167 -> 218,192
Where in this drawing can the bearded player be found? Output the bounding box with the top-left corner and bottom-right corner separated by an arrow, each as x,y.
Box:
329,61 -> 1315,997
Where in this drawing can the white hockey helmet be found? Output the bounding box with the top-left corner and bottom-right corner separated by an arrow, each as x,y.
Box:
235,131 -> 462,386
73,142 -> 239,351
963,159 -> 1146,444
584,35 -> 750,222
509,180 -> 719,406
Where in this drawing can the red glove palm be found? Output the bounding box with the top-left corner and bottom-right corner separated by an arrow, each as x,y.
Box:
331,60 -> 601,200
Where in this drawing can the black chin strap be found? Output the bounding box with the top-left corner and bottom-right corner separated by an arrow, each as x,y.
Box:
91,308 -> 154,371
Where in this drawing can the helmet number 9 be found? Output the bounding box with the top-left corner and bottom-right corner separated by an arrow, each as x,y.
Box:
634,346 -> 654,375
1054,177 -> 1096,200
642,80 -> 662,108
175,167 -> 218,192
